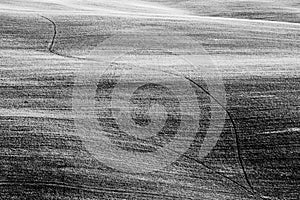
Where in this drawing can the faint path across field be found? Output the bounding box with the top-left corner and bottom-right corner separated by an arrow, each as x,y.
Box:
0,1 -> 299,199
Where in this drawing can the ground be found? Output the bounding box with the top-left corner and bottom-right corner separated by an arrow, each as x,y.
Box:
0,1 -> 299,199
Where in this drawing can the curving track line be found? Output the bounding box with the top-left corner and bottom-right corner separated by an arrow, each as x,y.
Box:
38,14 -> 270,200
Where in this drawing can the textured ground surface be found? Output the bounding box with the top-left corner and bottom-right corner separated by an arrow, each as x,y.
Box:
0,1 -> 299,199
